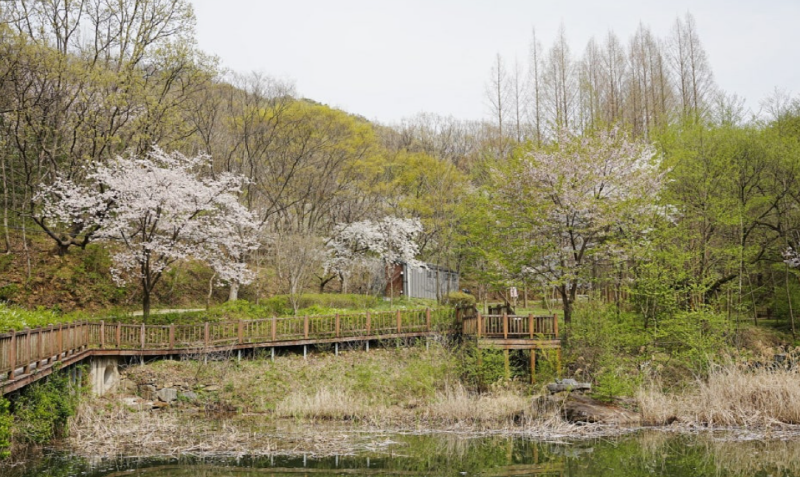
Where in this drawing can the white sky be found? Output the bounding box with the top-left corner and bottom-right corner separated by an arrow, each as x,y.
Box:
190,0 -> 800,124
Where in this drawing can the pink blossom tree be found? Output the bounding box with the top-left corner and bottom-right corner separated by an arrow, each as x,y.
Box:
497,129 -> 665,325
325,216 -> 423,296
38,147 -> 261,320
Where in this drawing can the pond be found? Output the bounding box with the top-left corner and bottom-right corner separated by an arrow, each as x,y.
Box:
7,431 -> 800,476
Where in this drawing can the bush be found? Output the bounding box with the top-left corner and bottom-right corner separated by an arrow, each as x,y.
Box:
443,291 -> 476,308
0,397 -> 11,459
12,369 -> 82,444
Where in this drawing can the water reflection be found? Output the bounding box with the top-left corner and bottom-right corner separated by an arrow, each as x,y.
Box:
7,431 -> 800,476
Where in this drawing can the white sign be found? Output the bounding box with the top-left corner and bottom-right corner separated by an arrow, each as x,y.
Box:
509,287 -> 518,298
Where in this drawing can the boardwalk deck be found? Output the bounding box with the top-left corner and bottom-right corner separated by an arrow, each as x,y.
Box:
0,308 -> 561,394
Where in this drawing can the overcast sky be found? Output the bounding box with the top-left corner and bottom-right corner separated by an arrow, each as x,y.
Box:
190,0 -> 799,124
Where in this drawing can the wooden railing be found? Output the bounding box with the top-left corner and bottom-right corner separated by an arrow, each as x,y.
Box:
0,308 -> 458,385
462,313 -> 559,339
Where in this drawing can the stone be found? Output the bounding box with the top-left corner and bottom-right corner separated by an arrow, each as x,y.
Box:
152,401 -> 169,409
547,379 -> 592,394
157,388 -> 178,403
179,391 -> 198,401
562,395 -> 640,425
204,385 -> 221,392
138,384 -> 157,401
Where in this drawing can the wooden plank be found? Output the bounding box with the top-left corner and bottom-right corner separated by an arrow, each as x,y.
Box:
477,313 -> 482,338
366,312 -> 371,335
237,320 -> 243,344
335,314 -> 340,338
100,321 -> 105,349
169,324 -> 176,349
140,323 -> 146,349
528,314 -> 534,339
503,312 -> 508,339
426,308 -> 431,331
271,316 -> 277,341
304,316 -> 309,339
204,322 -> 210,348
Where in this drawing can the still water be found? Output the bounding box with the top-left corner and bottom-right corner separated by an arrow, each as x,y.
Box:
7,431 -> 800,477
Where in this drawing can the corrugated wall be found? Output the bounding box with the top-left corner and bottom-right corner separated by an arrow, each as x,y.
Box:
404,265 -> 459,300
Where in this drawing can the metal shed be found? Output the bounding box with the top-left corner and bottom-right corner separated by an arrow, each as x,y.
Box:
386,262 -> 459,300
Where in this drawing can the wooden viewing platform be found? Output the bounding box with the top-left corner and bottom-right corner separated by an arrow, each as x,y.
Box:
0,308 -> 561,395
462,312 -> 562,381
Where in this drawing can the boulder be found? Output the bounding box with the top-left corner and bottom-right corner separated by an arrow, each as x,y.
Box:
562,395 -> 640,425
138,384 -> 157,401
547,379 -> 592,394
157,388 -> 178,403
179,391 -> 198,401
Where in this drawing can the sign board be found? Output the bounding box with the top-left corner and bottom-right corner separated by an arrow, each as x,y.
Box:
509,287 -> 518,298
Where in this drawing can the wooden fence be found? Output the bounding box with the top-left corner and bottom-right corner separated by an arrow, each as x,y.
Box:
461,313 -> 558,340
0,308 -> 456,385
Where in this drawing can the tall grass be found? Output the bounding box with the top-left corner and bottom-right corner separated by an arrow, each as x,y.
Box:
638,365 -> 800,427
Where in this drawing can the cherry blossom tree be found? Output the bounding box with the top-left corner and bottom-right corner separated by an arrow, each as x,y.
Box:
325,217 -> 423,295
496,129 -> 665,325
38,147 -> 261,320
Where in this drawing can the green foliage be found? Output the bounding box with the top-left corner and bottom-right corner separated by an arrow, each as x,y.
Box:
443,291 -> 476,307
0,284 -> 19,303
0,303 -> 87,331
458,343 -> 508,390
0,397 -> 11,459
12,369 -> 82,445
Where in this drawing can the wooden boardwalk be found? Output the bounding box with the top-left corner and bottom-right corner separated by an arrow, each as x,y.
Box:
0,308 -> 561,394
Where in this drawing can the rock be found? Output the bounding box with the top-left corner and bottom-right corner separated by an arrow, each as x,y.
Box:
547,379 -> 592,394
151,401 -> 169,409
138,384 -> 157,401
204,385 -> 221,392
179,391 -> 198,401
157,388 -> 178,402
562,395 -> 640,425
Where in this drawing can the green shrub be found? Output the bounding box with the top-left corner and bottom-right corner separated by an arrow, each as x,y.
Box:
12,369 -> 82,445
0,284 -> 19,303
459,343 -> 508,391
0,397 -> 11,459
443,291 -> 476,308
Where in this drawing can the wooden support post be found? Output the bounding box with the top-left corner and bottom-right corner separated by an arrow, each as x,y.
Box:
8,330 -> 15,380
335,343 -> 339,356
556,349 -> 562,377
169,324 -> 175,349
140,323 -> 146,349
477,313 -> 482,338
553,314 -> 559,338
528,314 -> 534,338
335,314 -> 340,338
303,345 -> 307,360
366,340 -> 369,352
237,320 -> 244,345
271,316 -> 277,341
366,312 -> 371,336
530,349 -> 536,384
238,350 -> 242,363
426,308 -> 431,331
396,310 -> 401,333
304,315 -> 309,339
36,330 -> 43,368
504,348 -> 510,380
25,329 -> 31,372
100,321 -> 105,349
204,322 -> 210,348
271,347 -> 275,361
503,312 -> 508,339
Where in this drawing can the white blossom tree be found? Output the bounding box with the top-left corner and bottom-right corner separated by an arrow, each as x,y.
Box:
38,147 -> 261,320
496,129 -> 665,324
325,217 -> 423,296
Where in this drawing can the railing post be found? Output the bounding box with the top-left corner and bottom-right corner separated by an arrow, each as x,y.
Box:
477,313 -> 482,339
169,324 -> 176,349
237,320 -> 244,345
140,323 -> 146,349
204,322 -> 210,348
116,322 -> 121,349
271,316 -> 277,341
25,329 -> 31,372
553,314 -> 559,338
426,308 -> 431,332
304,315 -> 309,339
335,314 -> 340,338
396,310 -> 401,333
100,321 -> 105,349
366,312 -> 371,335
529,314 -> 534,339
58,324 -> 63,359
36,329 -> 43,368
8,330 -> 16,380
503,312 -> 508,339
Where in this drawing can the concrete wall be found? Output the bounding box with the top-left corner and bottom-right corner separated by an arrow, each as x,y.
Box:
88,356 -> 121,396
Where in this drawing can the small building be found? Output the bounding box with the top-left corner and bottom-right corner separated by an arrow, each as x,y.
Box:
385,262 -> 459,300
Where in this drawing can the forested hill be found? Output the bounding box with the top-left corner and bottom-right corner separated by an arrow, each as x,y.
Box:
1,1 -> 800,335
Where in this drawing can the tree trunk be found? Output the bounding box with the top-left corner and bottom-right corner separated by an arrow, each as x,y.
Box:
228,281 -> 239,301
142,290 -> 151,323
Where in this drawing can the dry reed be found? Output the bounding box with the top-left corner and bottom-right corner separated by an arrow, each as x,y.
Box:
638,365 -> 800,427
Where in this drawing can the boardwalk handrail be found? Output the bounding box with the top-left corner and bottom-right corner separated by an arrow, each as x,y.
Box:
461,313 -> 559,339
0,308 -> 457,388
